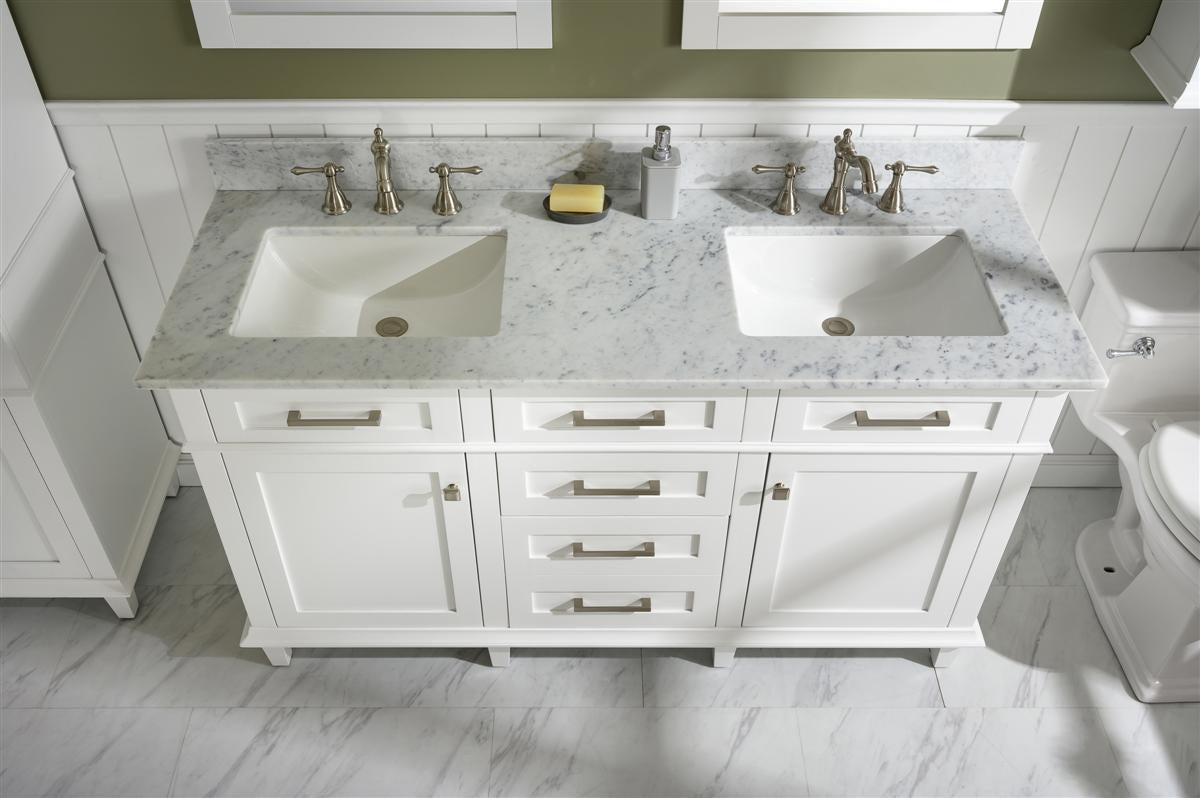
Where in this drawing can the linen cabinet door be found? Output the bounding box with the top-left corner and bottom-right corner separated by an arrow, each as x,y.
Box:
743,453 -> 1010,628
224,452 -> 481,628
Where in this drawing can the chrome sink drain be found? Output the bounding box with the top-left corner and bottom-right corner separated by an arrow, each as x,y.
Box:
375,316 -> 410,337
821,316 -> 855,336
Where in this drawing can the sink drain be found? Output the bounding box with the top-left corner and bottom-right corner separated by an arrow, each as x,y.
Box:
822,316 -> 855,336
375,316 -> 410,337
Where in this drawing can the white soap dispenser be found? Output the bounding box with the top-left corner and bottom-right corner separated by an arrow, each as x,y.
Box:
640,125 -> 682,220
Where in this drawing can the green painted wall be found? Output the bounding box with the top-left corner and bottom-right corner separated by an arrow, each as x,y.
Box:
9,0 -> 1163,101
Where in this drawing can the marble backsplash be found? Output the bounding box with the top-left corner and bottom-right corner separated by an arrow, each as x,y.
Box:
207,135 -> 1021,192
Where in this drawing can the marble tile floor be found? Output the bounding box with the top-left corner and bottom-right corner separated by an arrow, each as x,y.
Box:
1,487 -> 1196,798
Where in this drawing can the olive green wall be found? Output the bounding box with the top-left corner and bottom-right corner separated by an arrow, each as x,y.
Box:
9,0 -> 1162,101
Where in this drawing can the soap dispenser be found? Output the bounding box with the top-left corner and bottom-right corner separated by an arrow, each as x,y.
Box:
640,125 -> 682,220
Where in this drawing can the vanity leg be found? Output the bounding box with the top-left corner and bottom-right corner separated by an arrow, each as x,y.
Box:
488,647 -> 511,668
105,591 -> 139,619
931,648 -> 960,668
712,647 -> 736,668
262,647 -> 292,667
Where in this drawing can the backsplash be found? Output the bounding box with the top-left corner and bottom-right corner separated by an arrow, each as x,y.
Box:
208,136 -> 1021,192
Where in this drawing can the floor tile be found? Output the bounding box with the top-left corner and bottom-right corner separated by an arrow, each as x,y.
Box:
1097,704 -> 1200,798
170,706 -> 492,798
643,648 -> 943,708
995,488 -> 1120,587
490,707 -> 807,797
43,585 -> 274,708
138,487 -> 235,587
245,647 -> 642,708
796,707 -> 1128,797
937,585 -> 1138,708
0,707 -> 189,798
0,598 -> 80,708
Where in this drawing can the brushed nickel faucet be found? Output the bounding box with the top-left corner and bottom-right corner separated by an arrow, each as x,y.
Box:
291,162 -> 351,215
877,160 -> 939,214
429,162 -> 483,216
371,127 -> 402,215
819,129 -> 878,216
751,161 -> 807,215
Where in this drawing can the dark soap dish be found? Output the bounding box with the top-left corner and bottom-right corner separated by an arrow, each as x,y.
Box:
543,194 -> 613,224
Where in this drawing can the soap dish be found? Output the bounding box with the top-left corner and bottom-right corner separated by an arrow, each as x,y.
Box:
543,194 -> 612,224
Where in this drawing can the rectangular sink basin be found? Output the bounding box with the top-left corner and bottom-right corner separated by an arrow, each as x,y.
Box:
725,231 -> 1004,337
232,229 -> 506,338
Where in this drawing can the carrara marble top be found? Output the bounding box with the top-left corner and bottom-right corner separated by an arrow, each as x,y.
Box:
135,187 -> 1106,391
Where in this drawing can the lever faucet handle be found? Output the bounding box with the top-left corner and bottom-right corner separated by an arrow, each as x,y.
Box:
886,161 -> 939,176
877,161 -> 938,214
430,163 -> 483,176
429,163 -> 482,216
751,162 -> 806,216
751,162 -> 805,178
291,162 -> 351,216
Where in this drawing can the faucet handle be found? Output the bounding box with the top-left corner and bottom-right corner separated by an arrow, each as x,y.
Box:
430,164 -> 484,176
429,163 -> 483,216
291,162 -> 351,216
751,162 -> 806,215
751,162 -> 805,178
877,161 -> 939,214
886,161 -> 939,176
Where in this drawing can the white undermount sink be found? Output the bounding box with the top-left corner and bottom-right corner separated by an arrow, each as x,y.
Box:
725,231 -> 1005,337
232,229 -> 507,337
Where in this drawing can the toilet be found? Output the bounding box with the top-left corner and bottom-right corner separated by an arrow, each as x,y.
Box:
1072,250 -> 1200,703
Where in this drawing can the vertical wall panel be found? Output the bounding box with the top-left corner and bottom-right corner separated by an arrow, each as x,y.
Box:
1187,214 -> 1200,250
1066,125 -> 1186,310
1036,125 -> 1131,296
1136,126 -> 1200,251
163,124 -> 218,235
1011,125 -> 1076,237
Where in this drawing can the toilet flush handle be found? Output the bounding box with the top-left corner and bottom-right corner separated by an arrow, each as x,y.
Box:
1106,336 -> 1156,360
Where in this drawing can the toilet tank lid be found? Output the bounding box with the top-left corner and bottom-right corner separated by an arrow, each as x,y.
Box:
1089,251 -> 1200,328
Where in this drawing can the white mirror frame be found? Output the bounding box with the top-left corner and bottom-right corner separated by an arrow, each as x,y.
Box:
191,0 -> 552,49
681,0 -> 1044,50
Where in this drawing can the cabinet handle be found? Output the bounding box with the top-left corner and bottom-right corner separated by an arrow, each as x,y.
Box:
570,541 -> 656,558
853,410 -> 950,428
771,482 -> 790,500
286,409 -> 382,427
570,597 -> 652,613
570,410 -> 666,427
571,479 -> 661,497
443,483 -> 462,501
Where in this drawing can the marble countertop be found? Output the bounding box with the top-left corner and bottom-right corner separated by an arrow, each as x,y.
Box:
135,187 -> 1106,391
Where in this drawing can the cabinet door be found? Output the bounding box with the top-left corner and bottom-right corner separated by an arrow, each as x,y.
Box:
225,452 -> 481,628
743,453 -> 1009,628
0,403 -> 89,579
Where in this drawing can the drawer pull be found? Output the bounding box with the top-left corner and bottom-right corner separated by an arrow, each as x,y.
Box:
570,410 -> 666,427
853,410 -> 950,428
771,482 -> 790,500
571,541 -> 656,558
571,479 -> 661,497
443,483 -> 462,502
286,409 -> 382,428
570,597 -> 652,613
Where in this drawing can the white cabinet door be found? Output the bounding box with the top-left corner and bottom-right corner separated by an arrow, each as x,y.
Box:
225,452 -> 481,628
0,403 -> 88,580
743,453 -> 1010,628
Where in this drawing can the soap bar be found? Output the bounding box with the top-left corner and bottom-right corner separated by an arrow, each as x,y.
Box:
549,183 -> 605,213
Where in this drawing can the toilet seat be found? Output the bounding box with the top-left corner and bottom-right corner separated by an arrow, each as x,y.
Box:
1139,422 -> 1200,561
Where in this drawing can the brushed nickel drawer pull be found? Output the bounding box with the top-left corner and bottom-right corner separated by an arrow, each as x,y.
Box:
853,410 -> 950,428
570,410 -> 666,427
443,483 -> 462,502
286,409 -> 382,427
571,597 -> 652,613
771,482 -> 790,501
571,479 -> 661,497
571,541 -> 656,558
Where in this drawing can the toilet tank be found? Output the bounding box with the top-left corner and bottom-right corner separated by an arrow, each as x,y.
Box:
1082,251 -> 1200,414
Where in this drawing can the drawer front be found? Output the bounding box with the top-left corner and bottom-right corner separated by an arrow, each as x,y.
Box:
492,392 -> 746,443
507,574 -> 719,628
773,394 -> 1033,445
496,453 -> 738,516
205,389 -> 462,443
502,516 -> 728,578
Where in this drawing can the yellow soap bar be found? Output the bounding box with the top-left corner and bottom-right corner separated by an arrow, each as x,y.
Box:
549,183 -> 605,213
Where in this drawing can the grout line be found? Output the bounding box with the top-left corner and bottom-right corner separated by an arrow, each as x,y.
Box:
165,706 -> 194,798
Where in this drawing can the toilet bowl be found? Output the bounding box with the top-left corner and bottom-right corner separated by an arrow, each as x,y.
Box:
1072,251 -> 1200,703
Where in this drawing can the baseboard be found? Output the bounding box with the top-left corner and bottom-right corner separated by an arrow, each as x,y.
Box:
1033,454 -> 1120,488
176,453 -> 201,487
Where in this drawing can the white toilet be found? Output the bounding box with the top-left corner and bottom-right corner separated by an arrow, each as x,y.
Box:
1072,250 -> 1200,703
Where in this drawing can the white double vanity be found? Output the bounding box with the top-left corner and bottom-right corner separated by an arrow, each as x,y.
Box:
138,136 -> 1105,667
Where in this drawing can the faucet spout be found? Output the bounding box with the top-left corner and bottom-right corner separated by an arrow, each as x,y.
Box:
850,154 -> 878,194
819,128 -> 877,216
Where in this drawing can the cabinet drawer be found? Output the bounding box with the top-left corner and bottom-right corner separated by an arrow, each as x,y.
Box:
502,516 -> 728,577
772,394 -> 1032,445
508,574 -> 719,628
496,453 -> 738,516
492,392 -> 746,443
205,389 -> 462,443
